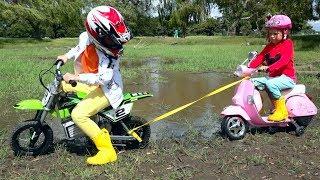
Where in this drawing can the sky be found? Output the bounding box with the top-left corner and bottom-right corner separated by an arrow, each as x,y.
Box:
210,4 -> 222,19
308,20 -> 320,31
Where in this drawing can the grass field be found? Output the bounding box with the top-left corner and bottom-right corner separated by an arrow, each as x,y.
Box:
0,35 -> 319,179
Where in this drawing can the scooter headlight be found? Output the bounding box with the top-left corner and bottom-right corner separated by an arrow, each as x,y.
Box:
234,66 -> 243,77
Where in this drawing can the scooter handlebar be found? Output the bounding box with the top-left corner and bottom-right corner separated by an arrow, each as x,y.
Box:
234,65 -> 257,77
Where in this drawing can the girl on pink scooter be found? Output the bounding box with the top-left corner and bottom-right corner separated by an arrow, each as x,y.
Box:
248,14 -> 296,122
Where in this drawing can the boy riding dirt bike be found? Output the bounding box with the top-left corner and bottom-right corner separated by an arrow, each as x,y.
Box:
58,5 -> 132,165
12,6 -> 148,166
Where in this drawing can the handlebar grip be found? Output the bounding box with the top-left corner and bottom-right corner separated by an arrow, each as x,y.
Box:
69,80 -> 77,87
55,59 -> 65,66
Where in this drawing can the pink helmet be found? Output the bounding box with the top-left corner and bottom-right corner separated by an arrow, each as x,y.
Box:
85,6 -> 132,56
265,15 -> 292,30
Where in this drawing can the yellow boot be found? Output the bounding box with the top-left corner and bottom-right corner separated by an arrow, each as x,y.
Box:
86,129 -> 117,165
268,96 -> 288,122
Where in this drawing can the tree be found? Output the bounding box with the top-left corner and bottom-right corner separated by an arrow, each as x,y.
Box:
188,17 -> 219,35
1,0 -> 318,38
215,0 -> 315,35
312,0 -> 319,20
46,0 -> 85,38
268,0 -> 313,32
214,0 -> 253,35
0,1 -> 46,38
0,0 -> 85,38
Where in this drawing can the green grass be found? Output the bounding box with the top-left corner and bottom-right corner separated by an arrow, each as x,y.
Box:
0,35 -> 318,117
0,35 -> 319,179
125,36 -> 263,72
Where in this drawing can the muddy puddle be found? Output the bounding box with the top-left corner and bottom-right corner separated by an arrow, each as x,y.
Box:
126,70 -> 243,140
2,58 -> 318,141
1,71 -> 238,141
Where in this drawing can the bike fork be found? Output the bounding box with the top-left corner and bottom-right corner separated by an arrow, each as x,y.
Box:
34,110 -> 49,125
29,110 -> 48,146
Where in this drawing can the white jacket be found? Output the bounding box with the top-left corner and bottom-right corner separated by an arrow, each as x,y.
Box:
65,32 -> 123,109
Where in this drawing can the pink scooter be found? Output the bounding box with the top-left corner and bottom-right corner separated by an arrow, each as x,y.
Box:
221,52 -> 318,140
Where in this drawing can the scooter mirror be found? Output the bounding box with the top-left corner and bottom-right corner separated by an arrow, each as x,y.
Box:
234,65 -> 244,77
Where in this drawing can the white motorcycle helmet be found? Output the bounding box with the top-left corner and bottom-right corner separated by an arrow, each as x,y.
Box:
85,6 -> 132,57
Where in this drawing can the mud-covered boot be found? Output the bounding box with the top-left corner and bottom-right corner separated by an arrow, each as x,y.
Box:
268,96 -> 288,122
86,129 -> 117,165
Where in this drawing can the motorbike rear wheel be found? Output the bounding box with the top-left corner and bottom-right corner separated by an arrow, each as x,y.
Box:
11,120 -> 53,156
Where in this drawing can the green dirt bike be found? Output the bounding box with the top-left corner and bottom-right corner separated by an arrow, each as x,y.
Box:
11,60 -> 152,156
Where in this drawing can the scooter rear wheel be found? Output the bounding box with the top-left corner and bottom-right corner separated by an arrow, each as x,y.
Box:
221,116 -> 248,140
294,116 -> 314,127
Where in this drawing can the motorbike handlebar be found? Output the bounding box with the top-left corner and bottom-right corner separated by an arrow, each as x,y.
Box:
55,59 -> 65,67
54,59 -> 77,87
69,80 -> 77,87
40,59 -> 76,90
55,60 -> 64,80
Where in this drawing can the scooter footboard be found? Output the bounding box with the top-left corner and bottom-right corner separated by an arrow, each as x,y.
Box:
286,94 -> 318,117
221,105 -> 250,121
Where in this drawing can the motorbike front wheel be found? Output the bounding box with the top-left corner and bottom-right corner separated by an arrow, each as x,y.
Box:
11,120 -> 53,156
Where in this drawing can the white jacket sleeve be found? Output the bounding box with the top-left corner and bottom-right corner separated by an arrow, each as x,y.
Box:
65,32 -> 88,60
78,53 -> 113,85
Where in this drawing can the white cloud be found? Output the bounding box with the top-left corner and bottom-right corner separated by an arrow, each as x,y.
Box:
210,4 -> 222,19
308,20 -> 320,31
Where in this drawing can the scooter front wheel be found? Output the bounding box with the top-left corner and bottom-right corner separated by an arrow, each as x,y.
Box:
221,116 -> 248,140
10,120 -> 53,156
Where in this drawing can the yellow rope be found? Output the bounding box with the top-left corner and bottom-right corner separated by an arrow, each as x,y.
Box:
128,77 -> 249,136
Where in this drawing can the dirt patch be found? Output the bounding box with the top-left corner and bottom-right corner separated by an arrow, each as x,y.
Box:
1,116 -> 319,179
136,123 -> 320,179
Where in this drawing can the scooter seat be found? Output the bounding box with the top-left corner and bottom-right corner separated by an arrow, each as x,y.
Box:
283,84 -> 305,97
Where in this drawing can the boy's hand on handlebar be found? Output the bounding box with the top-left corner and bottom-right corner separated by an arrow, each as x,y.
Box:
258,66 -> 269,72
63,73 -> 79,83
57,55 -> 68,63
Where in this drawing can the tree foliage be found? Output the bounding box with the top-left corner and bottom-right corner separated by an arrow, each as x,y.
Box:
215,0 -> 314,35
0,0 -> 84,38
0,0 -> 318,38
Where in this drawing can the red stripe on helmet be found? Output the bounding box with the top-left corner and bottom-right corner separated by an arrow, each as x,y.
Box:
98,8 -> 127,34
